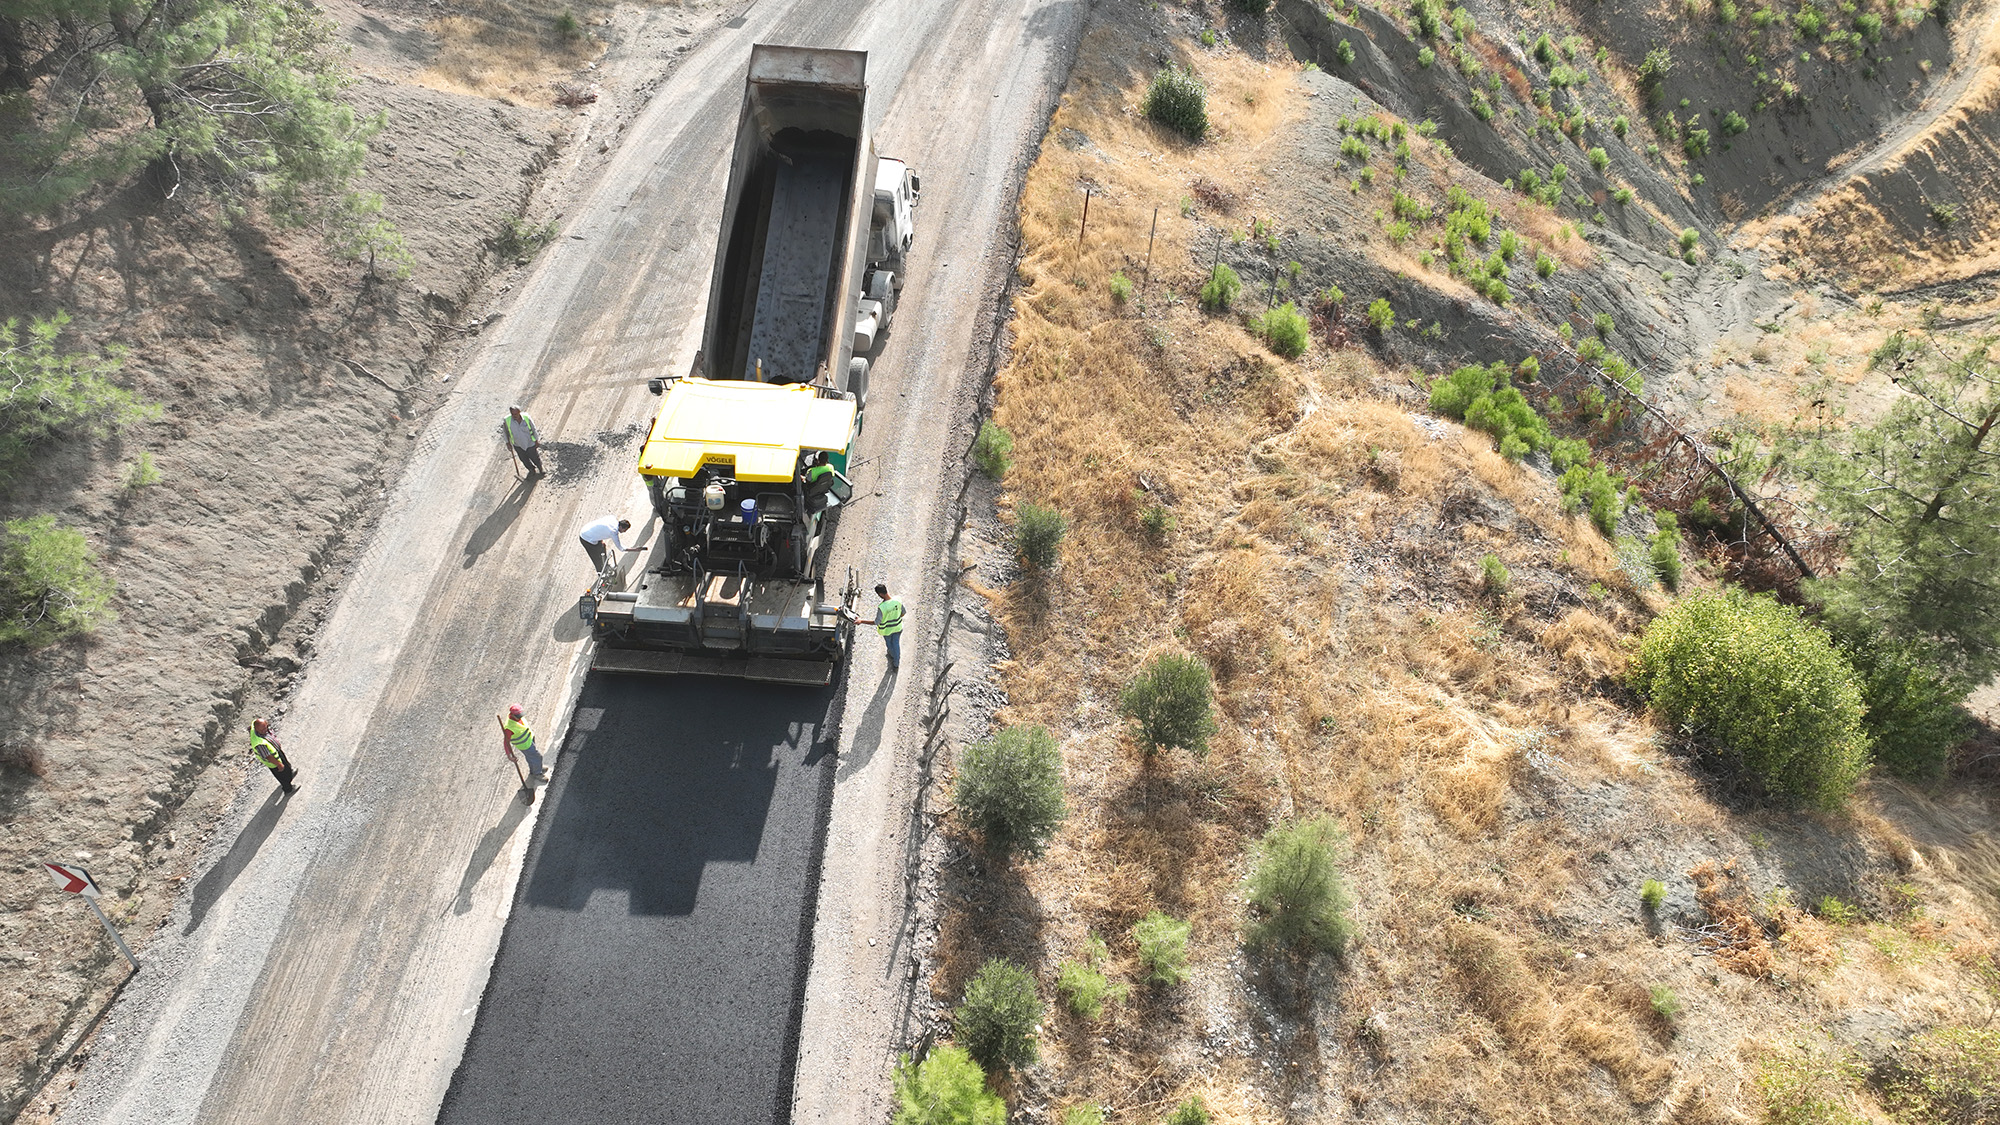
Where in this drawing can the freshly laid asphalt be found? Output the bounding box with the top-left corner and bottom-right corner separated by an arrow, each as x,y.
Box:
437,673 -> 840,1125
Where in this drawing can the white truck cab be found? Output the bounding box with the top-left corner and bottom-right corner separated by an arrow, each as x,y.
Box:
855,157 -> 920,355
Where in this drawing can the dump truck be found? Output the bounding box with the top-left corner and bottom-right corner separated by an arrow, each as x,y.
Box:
581,44 -> 920,686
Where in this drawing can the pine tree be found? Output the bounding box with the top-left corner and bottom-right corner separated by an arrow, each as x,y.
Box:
1798,330 -> 2000,682
0,0 -> 403,265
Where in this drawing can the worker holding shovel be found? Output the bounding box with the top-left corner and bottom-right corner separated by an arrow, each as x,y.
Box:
498,705 -> 547,798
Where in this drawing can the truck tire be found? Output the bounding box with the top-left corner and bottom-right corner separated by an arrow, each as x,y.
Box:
848,357 -> 869,408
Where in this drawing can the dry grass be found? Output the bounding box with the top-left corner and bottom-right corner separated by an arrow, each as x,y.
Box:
939,3 -> 2000,1120
418,0 -> 610,104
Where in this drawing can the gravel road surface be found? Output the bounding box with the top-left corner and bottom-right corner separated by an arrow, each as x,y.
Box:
55,0 -> 1080,1120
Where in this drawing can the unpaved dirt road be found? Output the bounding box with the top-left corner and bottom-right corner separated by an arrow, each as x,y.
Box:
53,0 -> 1081,1121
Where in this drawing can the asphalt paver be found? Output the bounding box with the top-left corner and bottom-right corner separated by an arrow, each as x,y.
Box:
437,674 -> 839,1125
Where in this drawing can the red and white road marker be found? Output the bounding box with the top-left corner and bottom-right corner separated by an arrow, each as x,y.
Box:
45,861 -> 139,971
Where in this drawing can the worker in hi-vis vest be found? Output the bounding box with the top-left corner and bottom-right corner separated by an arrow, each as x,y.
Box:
500,704 -> 547,783
500,405 -> 544,476
248,718 -> 298,795
853,583 -> 905,672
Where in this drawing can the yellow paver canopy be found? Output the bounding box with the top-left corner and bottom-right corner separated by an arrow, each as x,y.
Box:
637,378 -> 857,482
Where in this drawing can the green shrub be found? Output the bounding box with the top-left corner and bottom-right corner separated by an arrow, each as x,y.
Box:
1109,271 -> 1133,303
1588,146 -> 1610,173
1253,301 -> 1310,359
1139,498 -> 1176,542
1637,46 -> 1674,101
1649,985 -> 1683,1021
1721,109 -> 1749,135
1470,90 -> 1495,121
1630,589 -> 1872,809
122,450 -> 161,490
1246,815 -> 1355,954
1014,502 -> 1067,570
1756,1042 -> 1868,1125
1613,186 -> 1635,205
1145,67 -> 1209,141
1877,1026 -> 2000,1125
972,420 -> 1013,478
955,724 -> 1067,859
0,312 -> 154,483
1593,312 -> 1615,338
1560,461 -> 1625,535
1818,895 -> 1860,925
1055,933 -> 1128,1018
553,9 -> 583,39
954,959 -> 1042,1073
891,1046 -> 1005,1125
1535,250 -> 1557,278
1718,0 -> 1739,18
1133,910 -> 1191,985
1429,362 -> 1551,456
1480,552 -> 1510,594
1684,127 -> 1711,157
1550,437 -> 1591,472
1060,1107 -> 1106,1125
1418,45 -> 1437,67
1119,652 -> 1217,755
1200,263 -> 1242,311
1415,0 -> 1444,36
1533,32 -> 1556,65
1,516 -> 116,647
495,217 -> 558,261
1366,297 -> 1395,332
1855,9 -> 1883,35
1641,878 -> 1667,911
1794,5 -> 1826,35
1164,1098 -> 1213,1125
1613,113 -> 1630,136
1650,511 -> 1683,590
1335,38 -> 1356,64
1839,637 -> 1969,782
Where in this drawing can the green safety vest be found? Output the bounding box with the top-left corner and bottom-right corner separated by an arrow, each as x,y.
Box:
805,463 -> 833,482
876,598 -> 905,637
503,414 -> 539,447
503,716 -> 535,751
249,733 -> 282,769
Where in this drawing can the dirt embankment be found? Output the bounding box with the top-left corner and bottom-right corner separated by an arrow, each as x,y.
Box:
0,1 -> 720,1117
919,0 -> 2000,1120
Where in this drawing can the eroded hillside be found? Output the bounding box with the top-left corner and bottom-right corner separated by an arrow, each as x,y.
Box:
921,0 -> 2000,1120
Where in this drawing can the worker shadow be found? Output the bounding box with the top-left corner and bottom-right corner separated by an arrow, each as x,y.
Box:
460,478 -> 538,569
522,676 -> 831,916
451,792 -> 533,916
183,787 -> 289,935
834,671 -> 898,782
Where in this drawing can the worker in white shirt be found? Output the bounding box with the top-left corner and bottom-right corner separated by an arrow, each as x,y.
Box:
578,515 -> 633,576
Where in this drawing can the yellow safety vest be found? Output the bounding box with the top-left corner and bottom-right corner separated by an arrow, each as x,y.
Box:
249,733 -> 282,769
503,414 -> 539,447
503,716 -> 535,751
876,598 -> 904,637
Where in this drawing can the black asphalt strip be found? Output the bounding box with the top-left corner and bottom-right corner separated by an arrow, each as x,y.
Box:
438,672 -> 841,1125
